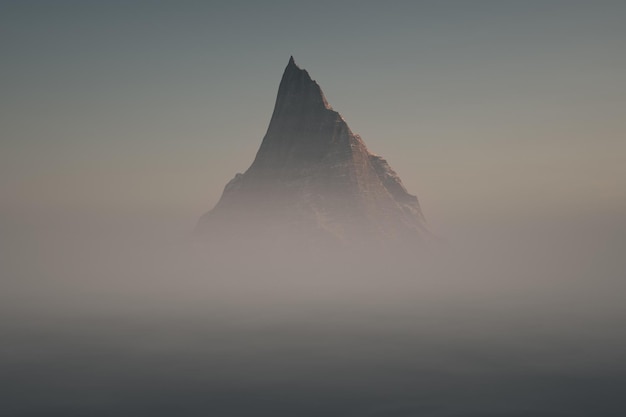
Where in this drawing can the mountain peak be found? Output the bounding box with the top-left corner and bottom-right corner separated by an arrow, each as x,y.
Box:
197,57 -> 429,248
247,57 -> 336,173
275,56 -> 331,111
284,55 -> 301,76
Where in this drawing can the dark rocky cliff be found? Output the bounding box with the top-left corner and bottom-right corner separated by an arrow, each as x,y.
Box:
197,57 -> 428,248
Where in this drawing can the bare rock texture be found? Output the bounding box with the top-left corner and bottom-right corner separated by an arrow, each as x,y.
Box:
197,57 -> 428,248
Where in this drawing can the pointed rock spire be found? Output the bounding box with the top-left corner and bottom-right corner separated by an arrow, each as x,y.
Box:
198,57 -> 429,248
273,56 -> 331,115
248,57 -> 339,173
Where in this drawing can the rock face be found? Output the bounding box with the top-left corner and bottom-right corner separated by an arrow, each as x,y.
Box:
197,57 -> 428,248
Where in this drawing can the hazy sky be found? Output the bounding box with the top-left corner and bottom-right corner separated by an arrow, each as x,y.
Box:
2,0 -> 625,233
3,4 -> 626,415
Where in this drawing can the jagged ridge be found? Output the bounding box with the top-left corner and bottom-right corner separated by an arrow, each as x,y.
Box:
198,57 -> 428,246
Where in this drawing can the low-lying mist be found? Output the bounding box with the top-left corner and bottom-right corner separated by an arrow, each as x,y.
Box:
2,212 -> 625,416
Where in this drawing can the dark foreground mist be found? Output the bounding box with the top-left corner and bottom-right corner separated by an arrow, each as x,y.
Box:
2,214 -> 626,417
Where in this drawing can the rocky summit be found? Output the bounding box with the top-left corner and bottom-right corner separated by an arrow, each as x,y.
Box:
197,57 -> 429,249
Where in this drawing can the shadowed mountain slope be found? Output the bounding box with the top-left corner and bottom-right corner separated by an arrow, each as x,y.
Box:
197,57 -> 428,248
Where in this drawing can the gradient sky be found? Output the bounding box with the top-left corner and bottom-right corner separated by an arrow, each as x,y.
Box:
2,0 -> 625,234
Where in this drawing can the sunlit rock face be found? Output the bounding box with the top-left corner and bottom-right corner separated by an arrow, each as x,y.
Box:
197,57 -> 429,249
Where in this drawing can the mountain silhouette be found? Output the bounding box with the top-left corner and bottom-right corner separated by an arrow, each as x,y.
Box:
197,57 -> 429,248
